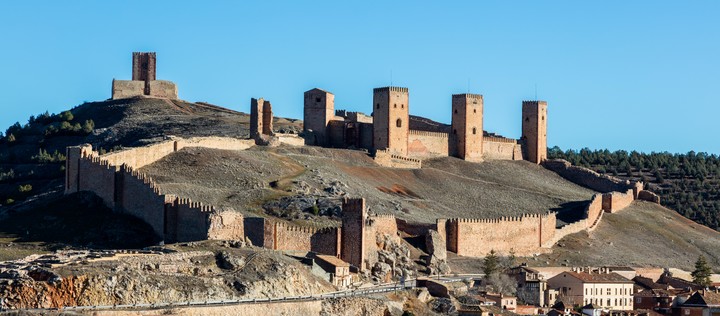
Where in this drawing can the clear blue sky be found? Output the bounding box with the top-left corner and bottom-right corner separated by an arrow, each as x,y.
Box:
1,1 -> 718,154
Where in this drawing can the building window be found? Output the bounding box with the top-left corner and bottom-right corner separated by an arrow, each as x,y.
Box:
401,104 -> 404,108
396,119 -> 402,127
453,129 -> 457,135
607,299 -> 611,306
394,103 -> 397,108
607,288 -> 611,295
472,127 -> 477,135
473,109 -> 477,113
454,109 -> 458,114
315,97 -> 321,102
376,103 -> 380,109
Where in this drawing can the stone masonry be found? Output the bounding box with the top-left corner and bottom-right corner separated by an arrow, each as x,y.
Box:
373,87 -> 410,156
112,52 -> 178,100
451,94 -> 484,162
304,88 -> 335,146
304,86 -> 545,165
521,101 -> 548,164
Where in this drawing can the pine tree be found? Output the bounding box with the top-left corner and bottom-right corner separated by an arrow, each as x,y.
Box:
691,255 -> 712,287
483,249 -> 499,277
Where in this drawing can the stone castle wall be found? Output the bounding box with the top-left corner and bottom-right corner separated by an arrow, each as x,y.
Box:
602,189 -> 635,213
273,223 -> 341,257
368,214 -> 398,237
407,130 -> 450,158
483,137 -> 523,160
373,149 -> 422,169
543,159 -> 640,193
116,165 -> 167,238
586,193 -> 604,229
111,80 -> 178,100
445,213 -> 556,257
66,137 -> 255,241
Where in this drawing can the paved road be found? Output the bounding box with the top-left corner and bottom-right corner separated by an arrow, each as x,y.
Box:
5,274 -> 484,313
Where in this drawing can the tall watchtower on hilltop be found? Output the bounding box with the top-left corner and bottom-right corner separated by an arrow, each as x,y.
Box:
521,101 -> 548,164
451,94 -> 483,161
303,88 -> 335,146
132,52 -> 156,82
112,52 -> 177,100
373,87 -> 409,155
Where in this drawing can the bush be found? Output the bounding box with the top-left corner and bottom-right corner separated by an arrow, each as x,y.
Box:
59,110 -> 74,121
31,149 -> 66,163
4,198 -> 14,205
82,119 -> 95,134
0,169 -> 15,181
18,184 -> 32,193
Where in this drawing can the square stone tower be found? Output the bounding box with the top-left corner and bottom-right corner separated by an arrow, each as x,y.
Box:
521,101 -> 548,164
250,98 -> 265,138
303,88 -> 335,146
451,94 -> 484,162
341,197 -> 367,270
373,87 -> 409,155
132,52 -> 156,82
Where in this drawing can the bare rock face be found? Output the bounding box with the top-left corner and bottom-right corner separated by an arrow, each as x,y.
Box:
0,250 -> 333,309
320,297 -> 394,316
425,230 -> 446,262
425,230 -> 451,275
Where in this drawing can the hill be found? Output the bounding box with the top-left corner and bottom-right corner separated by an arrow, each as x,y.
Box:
139,146 -> 594,227
0,98 -> 301,207
1,97 -> 719,274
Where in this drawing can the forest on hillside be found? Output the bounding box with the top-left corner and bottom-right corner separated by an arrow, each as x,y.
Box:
548,147 -> 720,231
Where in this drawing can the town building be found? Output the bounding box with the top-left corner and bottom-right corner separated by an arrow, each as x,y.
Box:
547,270 -> 634,310
674,291 -> 720,316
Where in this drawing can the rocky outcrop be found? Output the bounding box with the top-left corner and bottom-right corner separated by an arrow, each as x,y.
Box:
424,230 -> 450,275
0,249 -> 333,309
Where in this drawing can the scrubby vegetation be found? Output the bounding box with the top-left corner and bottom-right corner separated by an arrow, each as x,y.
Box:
549,146 -> 720,230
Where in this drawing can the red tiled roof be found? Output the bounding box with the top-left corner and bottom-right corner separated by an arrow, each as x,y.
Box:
564,271 -> 632,283
315,255 -> 350,267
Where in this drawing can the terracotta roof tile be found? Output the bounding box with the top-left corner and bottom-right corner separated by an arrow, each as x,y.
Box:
564,271 -> 632,283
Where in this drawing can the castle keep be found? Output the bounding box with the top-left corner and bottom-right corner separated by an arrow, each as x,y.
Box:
303,87 -> 544,164
112,52 -> 178,100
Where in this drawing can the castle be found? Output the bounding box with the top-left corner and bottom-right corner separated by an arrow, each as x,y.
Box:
62,52 -> 662,279
302,87 -> 548,164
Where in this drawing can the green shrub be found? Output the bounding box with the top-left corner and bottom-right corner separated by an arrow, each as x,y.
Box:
82,119 -> 95,134
59,110 -> 74,121
18,184 -> 32,193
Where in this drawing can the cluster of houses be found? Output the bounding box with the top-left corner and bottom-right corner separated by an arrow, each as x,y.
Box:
457,265 -> 719,316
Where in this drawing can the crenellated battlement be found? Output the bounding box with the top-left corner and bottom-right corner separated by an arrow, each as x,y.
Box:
409,129 -> 450,138
484,136 -> 517,144
452,93 -> 483,100
373,86 -> 409,93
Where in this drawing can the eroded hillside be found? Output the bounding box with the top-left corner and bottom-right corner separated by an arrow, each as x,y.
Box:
531,201 -> 720,270
139,145 -> 596,226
